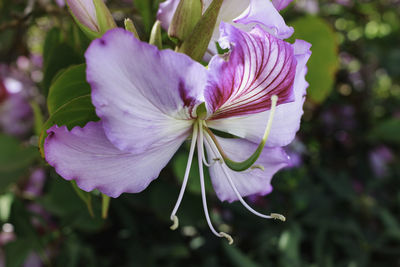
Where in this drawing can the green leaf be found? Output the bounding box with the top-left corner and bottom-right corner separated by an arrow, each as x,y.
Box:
0,135 -> 38,193
222,241 -> 261,267
4,239 -> 33,267
133,0 -> 154,34
278,224 -> 302,267
71,180 -> 94,217
171,152 -> 213,195
39,176 -> 104,232
42,28 -> 83,96
39,95 -> 99,157
43,27 -> 61,64
289,16 -> 339,104
369,118 -> 400,144
47,64 -> 91,115
30,101 -> 44,136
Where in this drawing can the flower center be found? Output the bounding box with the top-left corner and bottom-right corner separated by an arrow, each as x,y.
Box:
169,95 -> 285,244
204,95 -> 279,172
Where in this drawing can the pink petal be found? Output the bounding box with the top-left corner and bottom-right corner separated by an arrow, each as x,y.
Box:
234,0 -> 294,39
204,135 -> 289,202
156,0 -> 180,30
85,29 -> 206,154
205,23 -> 296,119
44,122 -> 185,197
207,39 -> 312,147
272,0 -> 293,11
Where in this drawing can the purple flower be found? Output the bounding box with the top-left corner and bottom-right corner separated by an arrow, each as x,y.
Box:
0,79 -> 8,103
157,0 -> 294,57
272,0 -> 293,10
45,25 -> 310,242
0,66 -> 33,137
369,146 -> 394,178
24,168 -> 46,197
55,0 -> 65,8
285,138 -> 307,168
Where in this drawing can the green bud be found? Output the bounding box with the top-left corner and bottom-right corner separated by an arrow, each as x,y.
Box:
149,20 -> 163,49
93,0 -> 117,34
124,18 -> 140,39
168,0 -> 202,42
177,0 -> 223,61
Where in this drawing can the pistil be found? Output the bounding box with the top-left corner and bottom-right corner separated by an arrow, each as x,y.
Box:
203,129 -> 286,222
197,120 -> 234,244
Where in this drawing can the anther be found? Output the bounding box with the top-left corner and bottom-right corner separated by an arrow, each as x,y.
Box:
169,123 -> 198,228
250,164 -> 265,171
270,213 -> 286,222
170,215 -> 179,230
219,232 -> 234,245
213,158 -> 223,163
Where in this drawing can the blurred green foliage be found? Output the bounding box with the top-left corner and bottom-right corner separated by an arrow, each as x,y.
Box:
0,0 -> 400,266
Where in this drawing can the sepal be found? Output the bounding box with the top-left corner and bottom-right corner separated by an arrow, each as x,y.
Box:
177,0 -> 223,61
124,18 -> 140,39
93,0 -> 117,34
149,21 -> 163,49
168,0 -> 202,42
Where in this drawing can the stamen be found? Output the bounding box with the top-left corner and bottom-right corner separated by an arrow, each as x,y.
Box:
270,213 -> 286,222
197,121 -> 234,244
170,215 -> 179,230
204,95 -> 279,172
205,132 -> 285,222
250,164 -> 265,171
169,123 -> 198,230
222,164 -> 285,221
219,232 -> 234,245
199,124 -> 212,167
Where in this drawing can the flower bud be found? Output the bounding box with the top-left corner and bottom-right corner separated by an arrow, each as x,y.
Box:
149,21 -> 163,49
124,18 -> 140,39
66,0 -> 116,39
168,0 -> 202,42
177,0 -> 223,61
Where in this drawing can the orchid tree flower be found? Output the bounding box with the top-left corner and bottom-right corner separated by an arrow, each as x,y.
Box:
45,23 -> 311,243
158,0 -> 294,57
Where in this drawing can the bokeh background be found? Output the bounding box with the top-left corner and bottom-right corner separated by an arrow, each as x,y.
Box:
0,0 -> 399,266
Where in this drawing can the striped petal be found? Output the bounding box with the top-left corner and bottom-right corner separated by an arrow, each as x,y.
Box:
207,39 -> 312,147
205,23 -> 296,120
